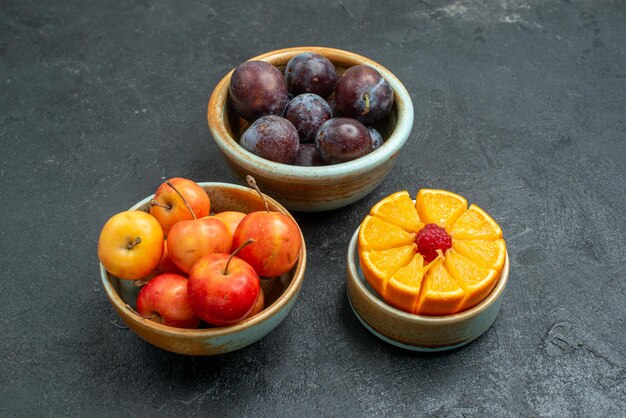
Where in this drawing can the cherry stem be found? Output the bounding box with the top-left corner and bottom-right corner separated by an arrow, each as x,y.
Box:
362,93 -> 370,115
166,180 -> 196,220
246,175 -> 270,213
223,238 -> 254,275
133,279 -> 149,287
149,199 -> 171,210
127,237 -> 141,249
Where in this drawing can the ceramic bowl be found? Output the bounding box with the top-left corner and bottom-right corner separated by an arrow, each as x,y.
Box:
207,46 -> 414,212
346,229 -> 509,351
100,182 -> 307,356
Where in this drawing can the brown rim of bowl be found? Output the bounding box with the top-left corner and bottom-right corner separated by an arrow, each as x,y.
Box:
207,46 -> 414,179
100,182 -> 307,337
347,228 -> 510,324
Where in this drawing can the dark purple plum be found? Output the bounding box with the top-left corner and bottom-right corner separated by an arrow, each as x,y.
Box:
368,127 -> 384,150
293,144 -> 324,166
334,65 -> 394,124
284,94 -> 332,143
326,93 -> 338,117
285,53 -> 338,99
315,118 -> 373,164
229,61 -> 289,121
240,115 -> 299,164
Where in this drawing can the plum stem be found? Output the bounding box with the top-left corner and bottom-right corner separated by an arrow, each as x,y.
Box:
224,238 -> 254,275
362,93 -> 370,115
246,175 -> 270,213
166,180 -> 196,220
127,237 -> 141,249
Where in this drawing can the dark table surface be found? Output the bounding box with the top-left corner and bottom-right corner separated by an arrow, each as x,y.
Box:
2,0 -> 625,416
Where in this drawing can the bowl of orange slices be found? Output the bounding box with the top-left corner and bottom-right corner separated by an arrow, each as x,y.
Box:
346,189 -> 509,351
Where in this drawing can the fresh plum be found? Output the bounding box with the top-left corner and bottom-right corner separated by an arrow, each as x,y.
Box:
315,117 -> 373,164
293,144 -> 324,166
240,115 -> 299,164
284,94 -> 332,143
334,65 -> 394,124
285,52 -> 338,99
229,61 -> 288,121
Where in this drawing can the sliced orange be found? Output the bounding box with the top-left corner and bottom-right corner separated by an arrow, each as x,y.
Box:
358,215 -> 416,251
450,204 -> 502,241
359,244 -> 416,296
414,257 -> 465,315
452,238 -> 506,270
415,189 -> 467,230
443,248 -> 500,312
384,253 -> 425,313
357,188 -> 505,317
370,191 -> 423,232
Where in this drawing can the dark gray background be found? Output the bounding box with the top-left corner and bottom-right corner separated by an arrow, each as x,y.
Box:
1,0 -> 625,416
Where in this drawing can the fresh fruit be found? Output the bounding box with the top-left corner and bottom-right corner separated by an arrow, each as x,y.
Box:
232,211 -> 302,277
136,274 -> 200,329
213,211 -> 246,245
285,52 -> 338,99
98,211 -> 164,280
293,143 -> 324,166
450,204 -> 503,241
284,93 -> 332,143
240,115 -> 299,164
315,117 -> 373,164
415,223 -> 452,263
231,176 -> 302,277
167,217 -> 232,273
244,287 -> 265,319
188,252 -> 260,326
357,189 -> 506,315
368,126 -> 384,150
149,178 -> 210,236
229,60 -> 289,121
334,65 -> 394,124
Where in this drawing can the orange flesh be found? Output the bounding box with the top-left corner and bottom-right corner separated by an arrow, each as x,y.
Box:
357,190 -> 506,316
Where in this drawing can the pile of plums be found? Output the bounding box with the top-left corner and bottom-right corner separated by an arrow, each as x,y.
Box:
228,52 -> 394,166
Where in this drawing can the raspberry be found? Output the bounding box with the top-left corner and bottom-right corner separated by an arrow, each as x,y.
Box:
415,223 -> 452,263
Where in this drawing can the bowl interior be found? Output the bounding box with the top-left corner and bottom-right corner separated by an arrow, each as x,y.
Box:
101,182 -> 306,334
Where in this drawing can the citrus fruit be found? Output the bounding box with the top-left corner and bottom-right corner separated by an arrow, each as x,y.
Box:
357,189 -> 506,316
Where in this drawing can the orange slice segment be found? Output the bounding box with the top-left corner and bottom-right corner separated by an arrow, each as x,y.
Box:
450,204 -> 503,241
370,191 -> 423,233
415,189 -> 467,230
384,253 -> 425,313
359,244 -> 416,296
443,248 -> 500,312
358,215 -> 416,251
452,238 -> 506,270
414,257 -> 465,315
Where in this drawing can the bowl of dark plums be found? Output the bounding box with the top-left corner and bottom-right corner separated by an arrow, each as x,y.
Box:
207,47 -> 413,212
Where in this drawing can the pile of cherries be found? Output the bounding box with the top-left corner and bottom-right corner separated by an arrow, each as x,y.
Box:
228,52 -> 394,166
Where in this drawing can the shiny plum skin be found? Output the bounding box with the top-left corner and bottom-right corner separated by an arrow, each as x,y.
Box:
368,127 -> 384,150
285,53 -> 338,99
284,94 -> 332,143
315,118 -> 373,164
240,115 -> 299,164
334,65 -> 394,124
229,61 -> 289,121
293,143 -> 324,166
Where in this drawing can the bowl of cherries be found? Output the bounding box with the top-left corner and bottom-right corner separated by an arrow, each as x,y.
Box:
98,177 -> 306,355
207,47 -> 414,212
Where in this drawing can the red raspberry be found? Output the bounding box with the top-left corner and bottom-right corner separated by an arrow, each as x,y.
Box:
415,223 -> 452,263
